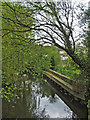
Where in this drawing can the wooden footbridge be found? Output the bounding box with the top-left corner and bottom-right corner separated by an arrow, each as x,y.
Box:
43,69 -> 90,119
44,69 -> 89,101
47,81 -> 88,118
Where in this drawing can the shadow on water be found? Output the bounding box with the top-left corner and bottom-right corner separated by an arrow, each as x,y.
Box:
2,75 -> 88,119
45,78 -> 88,119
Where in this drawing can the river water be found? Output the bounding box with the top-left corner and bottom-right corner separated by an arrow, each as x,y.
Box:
2,76 -> 88,119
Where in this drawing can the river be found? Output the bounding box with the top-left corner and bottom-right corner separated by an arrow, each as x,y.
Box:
2,75 -> 88,119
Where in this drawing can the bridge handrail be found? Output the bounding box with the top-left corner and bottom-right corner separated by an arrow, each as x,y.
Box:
44,69 -> 88,99
46,69 -> 74,85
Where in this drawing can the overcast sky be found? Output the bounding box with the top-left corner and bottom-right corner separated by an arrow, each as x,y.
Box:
72,0 -> 90,7
53,0 -> 89,8
55,0 -> 90,7
6,0 -> 90,5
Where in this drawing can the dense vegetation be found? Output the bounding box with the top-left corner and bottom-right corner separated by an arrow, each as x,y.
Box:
1,1 -> 90,103
1,2 -> 60,101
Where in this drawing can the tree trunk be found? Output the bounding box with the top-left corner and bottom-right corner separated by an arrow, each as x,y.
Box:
55,42 -> 86,70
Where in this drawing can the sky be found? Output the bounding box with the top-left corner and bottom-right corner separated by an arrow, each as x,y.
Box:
55,0 -> 90,7
72,0 -> 90,7
3,0 -> 90,5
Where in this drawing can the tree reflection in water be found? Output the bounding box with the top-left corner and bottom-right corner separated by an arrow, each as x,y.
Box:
2,76 -> 52,118
2,75 -> 87,119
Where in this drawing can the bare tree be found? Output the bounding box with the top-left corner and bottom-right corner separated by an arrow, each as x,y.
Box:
28,0 -> 87,69
1,0 -> 88,71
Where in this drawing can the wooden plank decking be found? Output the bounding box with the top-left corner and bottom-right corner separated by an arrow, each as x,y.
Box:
44,69 -> 88,101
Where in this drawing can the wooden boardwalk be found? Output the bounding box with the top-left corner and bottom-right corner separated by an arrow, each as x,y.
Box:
44,69 -> 89,101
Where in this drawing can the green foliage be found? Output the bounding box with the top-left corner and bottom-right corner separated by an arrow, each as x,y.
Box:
55,55 -> 82,79
80,6 -> 90,79
2,2 -> 52,101
87,99 -> 90,109
41,46 -> 61,70
41,46 -> 82,80
50,56 -> 55,70
2,2 -> 62,101
2,2 -> 89,102
76,46 -> 88,62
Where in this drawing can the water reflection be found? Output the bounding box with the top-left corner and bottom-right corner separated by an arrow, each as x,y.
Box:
35,95 -> 73,118
2,77 -> 87,119
46,79 -> 88,119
